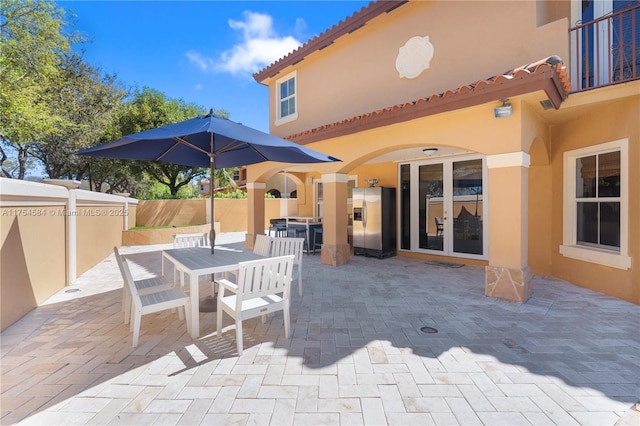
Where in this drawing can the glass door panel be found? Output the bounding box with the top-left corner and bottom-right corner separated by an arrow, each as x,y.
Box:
452,159 -> 483,255
399,156 -> 486,259
419,163 -> 444,251
400,164 -> 411,250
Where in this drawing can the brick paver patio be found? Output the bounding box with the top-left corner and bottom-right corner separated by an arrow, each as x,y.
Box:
2,232 -> 639,425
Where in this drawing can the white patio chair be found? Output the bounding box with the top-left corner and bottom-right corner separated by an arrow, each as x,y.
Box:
114,246 -> 177,325
113,247 -> 190,347
253,234 -> 273,256
270,237 -> 305,296
172,232 -> 208,248
221,233 -> 273,288
215,255 -> 294,355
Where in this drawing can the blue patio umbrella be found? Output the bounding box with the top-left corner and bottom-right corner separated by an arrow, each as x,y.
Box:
76,109 -> 340,252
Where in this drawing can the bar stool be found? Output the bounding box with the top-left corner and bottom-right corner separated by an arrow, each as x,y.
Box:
312,228 -> 323,255
268,219 -> 287,237
287,227 -> 309,254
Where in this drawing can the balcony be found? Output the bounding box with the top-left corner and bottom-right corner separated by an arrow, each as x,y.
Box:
570,3 -> 640,92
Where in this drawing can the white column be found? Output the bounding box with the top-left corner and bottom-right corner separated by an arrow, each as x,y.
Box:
44,179 -> 81,285
114,192 -> 130,230
68,188 -> 77,284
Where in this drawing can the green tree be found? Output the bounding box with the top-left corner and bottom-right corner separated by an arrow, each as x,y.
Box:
213,167 -> 238,192
0,0 -> 73,178
118,88 -> 228,198
33,52 -> 128,180
136,179 -> 199,200
88,157 -> 147,196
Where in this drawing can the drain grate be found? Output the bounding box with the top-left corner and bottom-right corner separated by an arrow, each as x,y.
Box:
420,326 -> 438,334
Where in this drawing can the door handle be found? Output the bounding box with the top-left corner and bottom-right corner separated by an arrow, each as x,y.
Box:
362,200 -> 367,228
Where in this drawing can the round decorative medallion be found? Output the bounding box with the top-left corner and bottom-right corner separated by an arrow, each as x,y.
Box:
395,35 -> 434,79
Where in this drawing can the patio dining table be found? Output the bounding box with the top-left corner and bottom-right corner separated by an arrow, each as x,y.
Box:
162,245 -> 265,338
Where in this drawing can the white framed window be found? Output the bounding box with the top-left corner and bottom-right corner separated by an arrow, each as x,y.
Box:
275,71 -> 298,125
560,138 -> 630,269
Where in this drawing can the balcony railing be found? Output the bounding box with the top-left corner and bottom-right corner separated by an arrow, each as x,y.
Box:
570,4 -> 639,92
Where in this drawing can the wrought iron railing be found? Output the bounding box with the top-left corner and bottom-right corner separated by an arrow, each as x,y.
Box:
570,4 -> 639,92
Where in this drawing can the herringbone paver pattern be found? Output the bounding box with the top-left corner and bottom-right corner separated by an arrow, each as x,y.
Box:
1,232 -> 639,425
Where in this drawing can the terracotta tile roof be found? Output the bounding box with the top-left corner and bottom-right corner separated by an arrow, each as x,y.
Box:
285,56 -> 572,145
253,1 -> 407,82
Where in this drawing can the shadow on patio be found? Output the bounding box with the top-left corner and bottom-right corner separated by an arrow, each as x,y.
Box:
2,236 -> 639,425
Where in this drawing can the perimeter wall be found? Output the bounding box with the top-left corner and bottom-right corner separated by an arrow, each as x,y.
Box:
1,181 -> 298,331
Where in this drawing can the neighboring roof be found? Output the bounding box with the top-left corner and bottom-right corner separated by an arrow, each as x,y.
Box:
253,1 -> 408,82
285,56 -> 572,145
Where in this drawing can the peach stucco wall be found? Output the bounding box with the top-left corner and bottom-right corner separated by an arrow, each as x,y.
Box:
122,224 -> 215,245
266,1 -> 569,138
136,198 -> 295,233
76,207 -> 126,276
137,199 -> 206,227
352,163 -> 397,189
0,179 -> 137,331
544,92 -> 639,304
1,206 -> 66,331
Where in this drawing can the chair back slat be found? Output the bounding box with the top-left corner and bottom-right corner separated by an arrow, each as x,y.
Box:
236,255 -> 294,305
253,234 -> 273,256
173,232 -> 208,248
113,247 -> 142,307
271,237 -> 304,266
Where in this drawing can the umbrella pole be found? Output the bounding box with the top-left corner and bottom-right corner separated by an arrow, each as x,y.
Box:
209,155 -> 216,254
201,152 -> 218,312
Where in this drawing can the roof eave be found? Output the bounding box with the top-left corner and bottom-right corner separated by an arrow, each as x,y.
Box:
253,1 -> 408,83
286,64 -> 570,146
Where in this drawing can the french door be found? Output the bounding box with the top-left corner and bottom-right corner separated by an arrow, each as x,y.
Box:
399,156 -> 487,259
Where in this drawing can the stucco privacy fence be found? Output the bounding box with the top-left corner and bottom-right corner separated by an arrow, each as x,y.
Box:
0,178 -> 138,331
129,197 -> 294,244
0,178 -> 297,330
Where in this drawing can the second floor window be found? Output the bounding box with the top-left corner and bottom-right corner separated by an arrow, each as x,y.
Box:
276,71 -> 298,125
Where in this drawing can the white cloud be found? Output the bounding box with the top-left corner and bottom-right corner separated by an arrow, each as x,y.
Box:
186,11 -> 303,76
229,11 -> 275,39
294,18 -> 307,35
219,34 -> 301,74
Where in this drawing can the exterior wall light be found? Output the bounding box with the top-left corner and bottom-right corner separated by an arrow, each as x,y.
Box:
540,99 -> 554,110
494,98 -> 512,118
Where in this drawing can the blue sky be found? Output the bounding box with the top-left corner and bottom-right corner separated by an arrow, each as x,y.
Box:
59,1 -> 370,132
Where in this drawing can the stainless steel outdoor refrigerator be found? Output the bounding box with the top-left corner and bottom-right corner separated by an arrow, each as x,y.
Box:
352,186 -> 397,258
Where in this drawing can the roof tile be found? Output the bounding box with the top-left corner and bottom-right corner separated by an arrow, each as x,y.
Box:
285,56 -> 571,145
253,1 -> 408,81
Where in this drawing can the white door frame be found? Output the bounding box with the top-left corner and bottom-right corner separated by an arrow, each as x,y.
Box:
399,154 -> 488,260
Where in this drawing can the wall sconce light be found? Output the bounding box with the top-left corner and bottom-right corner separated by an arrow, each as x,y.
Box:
422,147 -> 439,157
494,98 -> 512,118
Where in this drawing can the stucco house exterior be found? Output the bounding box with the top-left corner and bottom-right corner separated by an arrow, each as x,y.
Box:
243,0 -> 639,305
